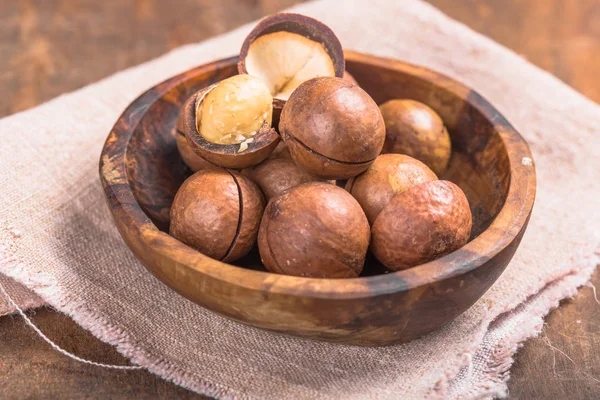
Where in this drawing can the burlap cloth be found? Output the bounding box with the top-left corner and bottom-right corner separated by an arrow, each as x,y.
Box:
1,0 -> 599,398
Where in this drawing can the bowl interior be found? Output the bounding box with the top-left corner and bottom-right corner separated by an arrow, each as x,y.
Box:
125,57 -> 510,276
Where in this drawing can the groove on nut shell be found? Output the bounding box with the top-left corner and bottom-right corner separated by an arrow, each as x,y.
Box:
260,211 -> 287,275
169,169 -> 265,263
221,169 -> 245,262
279,77 -> 385,179
282,129 -> 378,165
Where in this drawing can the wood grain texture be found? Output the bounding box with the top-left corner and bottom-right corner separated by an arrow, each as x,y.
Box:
99,53 -> 535,346
0,308 -> 200,399
0,0 -> 306,117
0,0 -> 598,398
426,3 -> 600,398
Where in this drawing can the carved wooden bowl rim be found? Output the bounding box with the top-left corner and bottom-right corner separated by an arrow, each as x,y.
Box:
100,51 -> 536,300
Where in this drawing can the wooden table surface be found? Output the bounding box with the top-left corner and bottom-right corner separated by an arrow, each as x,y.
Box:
1,0 -> 599,398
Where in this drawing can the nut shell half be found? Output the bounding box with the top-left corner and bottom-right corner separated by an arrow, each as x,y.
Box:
258,182 -> 370,278
170,169 -> 265,263
346,154 -> 437,224
280,77 -> 385,179
239,13 -> 344,100
380,99 -> 451,176
177,87 -> 280,169
371,180 -> 472,271
175,129 -> 217,172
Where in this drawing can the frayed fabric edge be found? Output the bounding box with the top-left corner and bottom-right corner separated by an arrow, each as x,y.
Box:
0,241 -> 244,400
0,276 -> 46,316
2,229 -> 599,400
427,252 -> 599,400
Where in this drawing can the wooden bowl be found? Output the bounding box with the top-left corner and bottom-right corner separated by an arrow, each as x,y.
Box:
99,52 -> 536,346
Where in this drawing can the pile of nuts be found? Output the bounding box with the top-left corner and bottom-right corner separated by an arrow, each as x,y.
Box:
170,13 -> 472,279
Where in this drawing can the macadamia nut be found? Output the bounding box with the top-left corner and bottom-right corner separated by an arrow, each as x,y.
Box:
379,99 -> 451,176
244,31 -> 335,100
196,74 -> 273,145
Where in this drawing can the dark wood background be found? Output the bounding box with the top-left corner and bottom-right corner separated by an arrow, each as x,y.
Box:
1,0 -> 599,398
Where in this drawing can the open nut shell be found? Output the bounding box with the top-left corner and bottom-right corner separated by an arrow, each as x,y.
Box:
238,13 -> 345,101
177,86 -> 280,170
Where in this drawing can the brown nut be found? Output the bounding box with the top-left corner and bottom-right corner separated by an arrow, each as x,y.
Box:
258,182 -> 370,278
170,169 -> 265,263
177,75 -> 280,169
379,99 -> 451,176
175,129 -> 217,172
279,77 -> 385,179
242,145 -> 331,200
239,13 -> 344,101
371,180 -> 472,271
342,70 -> 358,85
266,141 -> 291,160
346,154 -> 437,224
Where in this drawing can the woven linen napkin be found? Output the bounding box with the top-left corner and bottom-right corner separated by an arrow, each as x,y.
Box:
1,0 -> 599,398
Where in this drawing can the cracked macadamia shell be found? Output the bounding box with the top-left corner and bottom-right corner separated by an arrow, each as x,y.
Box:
279,77 -> 386,179
379,99 -> 451,176
175,129 -> 217,172
242,144 -> 331,200
177,75 -> 279,169
371,180 -> 472,271
170,169 -> 265,263
177,88 -> 279,169
258,182 -> 370,278
197,75 -> 273,145
346,154 -> 438,224
238,13 -> 344,101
